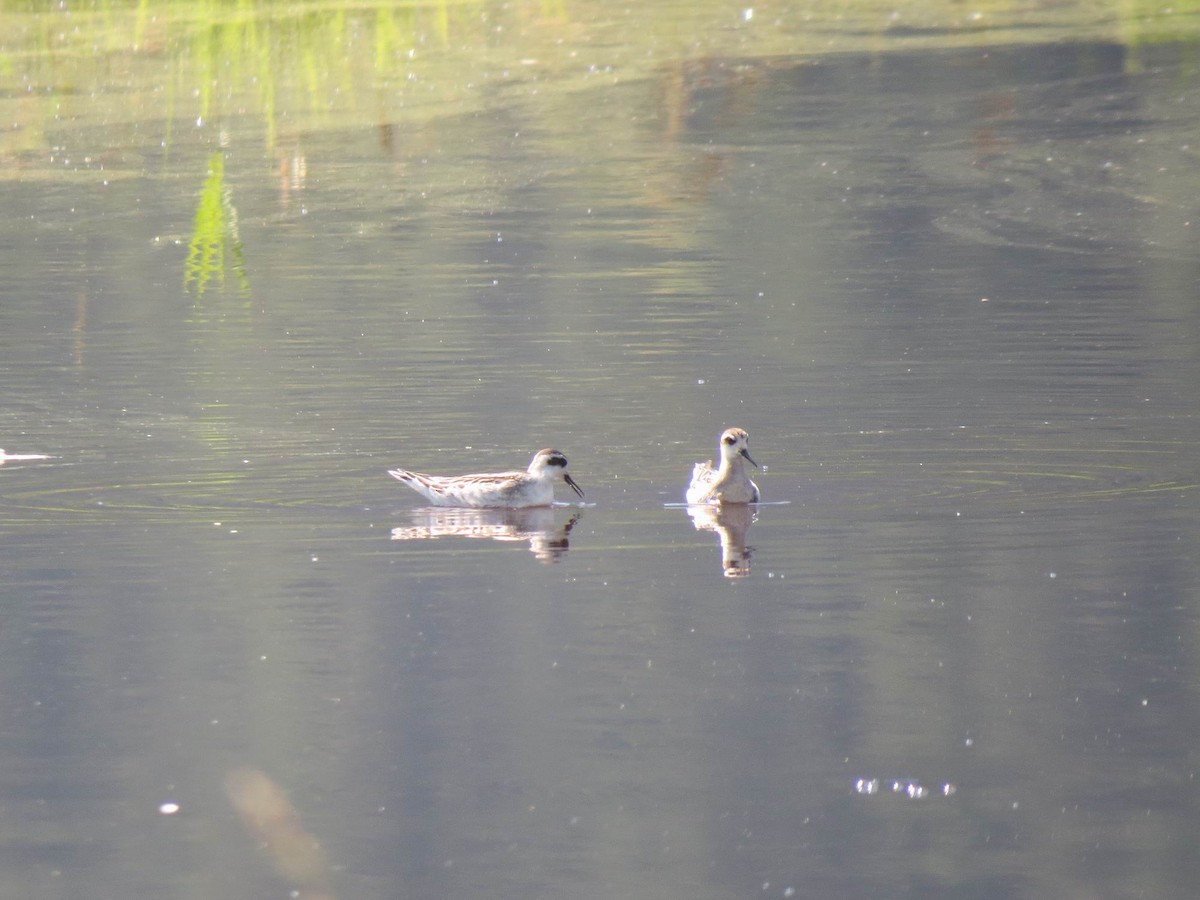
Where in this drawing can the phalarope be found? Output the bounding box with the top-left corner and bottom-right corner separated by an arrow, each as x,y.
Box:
388,448 -> 584,508
685,427 -> 760,504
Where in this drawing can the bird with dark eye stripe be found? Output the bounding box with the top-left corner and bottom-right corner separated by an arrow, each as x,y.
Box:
389,448 -> 584,508
686,428 -> 760,504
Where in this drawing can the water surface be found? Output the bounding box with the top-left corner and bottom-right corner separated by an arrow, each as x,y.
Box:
3,14 -> 1200,900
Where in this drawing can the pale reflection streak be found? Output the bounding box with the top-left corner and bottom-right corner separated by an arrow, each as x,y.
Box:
224,767 -> 336,900
275,142 -> 307,208
687,503 -> 756,578
73,289 -> 87,367
0,450 -> 52,466
391,507 -> 582,563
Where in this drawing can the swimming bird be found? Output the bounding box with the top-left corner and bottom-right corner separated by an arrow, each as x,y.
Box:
685,427 -> 760,504
388,448 -> 584,508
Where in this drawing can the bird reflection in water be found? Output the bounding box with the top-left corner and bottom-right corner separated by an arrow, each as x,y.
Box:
687,503 -> 756,578
391,507 -> 582,563
0,450 -> 52,466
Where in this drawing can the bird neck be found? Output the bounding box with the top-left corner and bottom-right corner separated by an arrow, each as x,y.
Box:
719,454 -> 746,476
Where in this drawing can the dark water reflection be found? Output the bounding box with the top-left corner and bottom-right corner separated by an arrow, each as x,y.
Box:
2,36 -> 1200,900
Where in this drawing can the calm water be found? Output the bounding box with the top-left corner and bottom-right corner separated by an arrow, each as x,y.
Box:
3,29 -> 1200,900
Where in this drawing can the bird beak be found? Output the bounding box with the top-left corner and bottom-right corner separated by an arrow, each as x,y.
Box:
740,449 -> 759,468
564,473 -> 585,498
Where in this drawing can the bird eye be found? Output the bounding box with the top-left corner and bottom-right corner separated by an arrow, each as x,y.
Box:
723,436 -> 736,445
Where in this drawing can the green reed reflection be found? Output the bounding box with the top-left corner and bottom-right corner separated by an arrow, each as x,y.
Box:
2,0 -> 1198,174
184,152 -> 249,296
